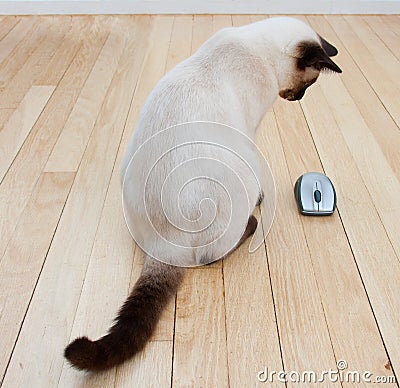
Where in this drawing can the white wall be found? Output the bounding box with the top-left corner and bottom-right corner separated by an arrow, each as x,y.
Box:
0,0 -> 399,14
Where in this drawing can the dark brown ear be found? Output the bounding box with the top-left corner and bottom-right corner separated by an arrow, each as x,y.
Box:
319,55 -> 342,73
317,34 -> 339,57
297,42 -> 342,73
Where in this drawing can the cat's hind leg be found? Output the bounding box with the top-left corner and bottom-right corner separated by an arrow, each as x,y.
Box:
202,214 -> 258,266
235,214 -> 258,248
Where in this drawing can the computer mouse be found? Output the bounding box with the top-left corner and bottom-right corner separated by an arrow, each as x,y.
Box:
294,172 -> 336,216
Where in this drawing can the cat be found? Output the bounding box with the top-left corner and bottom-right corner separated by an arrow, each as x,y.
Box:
64,16 -> 341,371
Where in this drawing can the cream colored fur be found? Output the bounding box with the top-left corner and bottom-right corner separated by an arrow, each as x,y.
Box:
121,17 -> 324,266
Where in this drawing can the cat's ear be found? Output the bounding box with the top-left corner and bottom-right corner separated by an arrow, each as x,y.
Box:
319,55 -> 342,73
318,34 -> 338,57
297,42 -> 342,73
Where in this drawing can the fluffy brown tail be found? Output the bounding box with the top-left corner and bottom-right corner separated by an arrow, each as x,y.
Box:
64,258 -> 185,371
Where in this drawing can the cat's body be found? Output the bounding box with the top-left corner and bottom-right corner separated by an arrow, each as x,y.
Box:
65,17 -> 341,371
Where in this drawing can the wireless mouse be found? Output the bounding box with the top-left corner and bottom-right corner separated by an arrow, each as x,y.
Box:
294,172 -> 336,216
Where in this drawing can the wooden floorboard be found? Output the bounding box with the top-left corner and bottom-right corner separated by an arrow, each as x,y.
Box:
259,111 -> 340,388
0,16 -> 19,42
326,15 -> 400,129
0,85 -> 54,182
0,14 -> 399,388
45,17 -> 127,173
0,17 -> 109,273
57,15 -> 154,388
306,15 -> 400,181
274,97 -> 395,386
0,172 -> 75,380
0,17 -> 37,90
0,16 -> 69,110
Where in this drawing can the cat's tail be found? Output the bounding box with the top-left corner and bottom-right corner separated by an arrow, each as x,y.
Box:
64,257 -> 185,371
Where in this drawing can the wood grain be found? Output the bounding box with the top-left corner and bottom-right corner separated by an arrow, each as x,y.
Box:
363,15 -> 400,62
0,16 -> 109,269
0,17 -> 36,82
2,18 -> 130,387
165,15 -> 193,73
223,238 -> 283,387
116,341 -> 173,388
0,17 -> 53,102
326,15 -> 400,128
258,111 -> 339,387
0,85 -> 54,182
317,70 -> 400,258
274,97 -> 395,386
0,16 -> 19,42
45,17 -> 128,172
0,172 -> 74,381
57,15 -> 155,387
0,16 -> 69,109
0,15 -> 399,387
306,15 -> 400,181
301,82 -> 400,381
173,268 -> 229,387
212,14 -> 232,33
34,16 -> 93,86
191,14 -> 213,52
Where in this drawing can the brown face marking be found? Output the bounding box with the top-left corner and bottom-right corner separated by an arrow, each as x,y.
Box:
296,41 -> 342,73
279,40 -> 342,101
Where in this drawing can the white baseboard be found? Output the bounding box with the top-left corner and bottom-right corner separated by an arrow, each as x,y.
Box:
0,0 -> 399,15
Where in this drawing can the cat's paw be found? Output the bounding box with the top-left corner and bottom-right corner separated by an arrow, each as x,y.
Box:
247,215 -> 258,236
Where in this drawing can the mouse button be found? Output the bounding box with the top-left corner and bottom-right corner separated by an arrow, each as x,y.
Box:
294,176 -> 302,201
320,178 -> 336,211
294,176 -> 307,213
313,189 -> 322,203
299,178 -> 316,212
314,180 -> 322,190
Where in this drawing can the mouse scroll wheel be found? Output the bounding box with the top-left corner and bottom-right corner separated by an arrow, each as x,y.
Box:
314,189 -> 322,203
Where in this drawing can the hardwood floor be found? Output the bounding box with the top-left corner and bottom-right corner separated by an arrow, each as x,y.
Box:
0,14 -> 399,387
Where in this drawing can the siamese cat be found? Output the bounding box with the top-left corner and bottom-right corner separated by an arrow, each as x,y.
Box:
65,17 -> 341,371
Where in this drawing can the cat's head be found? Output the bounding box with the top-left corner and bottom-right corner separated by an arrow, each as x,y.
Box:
266,17 -> 342,101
